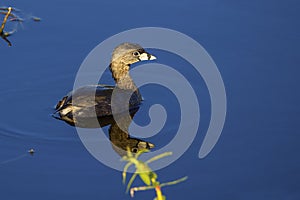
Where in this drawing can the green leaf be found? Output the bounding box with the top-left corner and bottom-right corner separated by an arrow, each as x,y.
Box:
122,162 -> 133,184
126,173 -> 138,193
139,172 -> 151,186
145,152 -> 172,164
159,176 -> 188,188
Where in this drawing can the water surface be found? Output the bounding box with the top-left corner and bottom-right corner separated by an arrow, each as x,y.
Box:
1,0 -> 300,199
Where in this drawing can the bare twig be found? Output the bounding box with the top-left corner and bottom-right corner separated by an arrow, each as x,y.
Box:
0,7 -> 11,32
0,7 -> 12,46
1,6 -> 40,46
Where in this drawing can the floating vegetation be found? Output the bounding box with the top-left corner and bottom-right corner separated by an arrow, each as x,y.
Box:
0,6 -> 41,46
122,149 -> 187,200
28,148 -> 35,155
0,148 -> 35,165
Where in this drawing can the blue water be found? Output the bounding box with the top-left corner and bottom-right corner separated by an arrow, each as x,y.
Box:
1,0 -> 300,199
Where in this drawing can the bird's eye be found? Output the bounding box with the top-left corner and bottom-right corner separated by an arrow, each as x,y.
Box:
133,51 -> 140,56
132,147 -> 138,153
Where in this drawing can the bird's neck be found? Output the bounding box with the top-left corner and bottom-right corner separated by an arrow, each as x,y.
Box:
110,62 -> 139,91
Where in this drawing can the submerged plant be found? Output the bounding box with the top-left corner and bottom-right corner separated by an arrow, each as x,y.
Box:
0,6 -> 40,46
122,149 -> 187,200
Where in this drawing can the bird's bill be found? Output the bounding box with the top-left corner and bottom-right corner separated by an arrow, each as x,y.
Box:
137,141 -> 155,149
139,52 -> 157,61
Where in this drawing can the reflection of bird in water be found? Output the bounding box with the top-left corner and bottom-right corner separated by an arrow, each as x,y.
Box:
55,105 -> 154,156
60,109 -> 154,157
54,43 -> 156,124
109,113 -> 154,157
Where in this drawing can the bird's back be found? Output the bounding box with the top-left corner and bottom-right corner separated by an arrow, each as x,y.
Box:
55,85 -> 142,122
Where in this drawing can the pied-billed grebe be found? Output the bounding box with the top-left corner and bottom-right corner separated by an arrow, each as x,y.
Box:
54,43 -> 156,121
